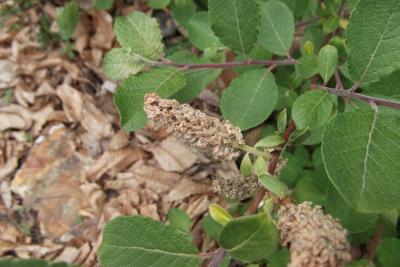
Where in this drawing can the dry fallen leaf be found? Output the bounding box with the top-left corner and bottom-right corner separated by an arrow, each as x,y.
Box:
166,177 -> 210,202
11,128 -> 96,239
0,59 -> 17,89
86,147 -> 145,180
148,136 -> 198,172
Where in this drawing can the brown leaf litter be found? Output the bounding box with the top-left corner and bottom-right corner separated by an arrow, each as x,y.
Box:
0,2 -> 238,266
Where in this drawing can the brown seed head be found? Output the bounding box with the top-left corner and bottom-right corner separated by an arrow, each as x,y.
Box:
277,202 -> 351,267
212,174 -> 261,200
144,93 -> 244,161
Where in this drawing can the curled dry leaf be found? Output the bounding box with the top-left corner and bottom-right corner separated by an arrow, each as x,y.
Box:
86,147 -> 146,180
57,84 -> 113,139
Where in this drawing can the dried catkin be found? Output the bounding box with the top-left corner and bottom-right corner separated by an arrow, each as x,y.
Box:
212,174 -> 261,200
277,202 -> 351,267
144,93 -> 244,161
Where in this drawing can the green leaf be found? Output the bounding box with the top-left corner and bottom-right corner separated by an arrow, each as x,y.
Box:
259,174 -> 289,198
347,0 -> 400,85
221,69 -> 278,130
322,15 -> 339,34
363,70 -> 400,100
303,41 -> 314,55
169,51 -> 222,102
0,259 -> 78,267
187,12 -> 221,51
219,213 -> 279,262
99,216 -> 201,267
202,215 -> 223,239
103,48 -> 146,80
292,89 -> 334,129
240,153 -> 252,177
208,0 -> 260,54
289,127 -> 311,145
209,204 -> 233,226
269,248 -> 290,267
95,0 -> 113,10
377,238 -> 400,267
322,109 -> 400,212
147,0 -> 171,9
295,54 -> 319,79
114,67 -> 186,131
325,186 -> 377,234
300,27 -> 323,56
168,208 -> 191,232
115,12 -> 163,60
56,1 -> 79,41
294,176 -> 327,206
255,134 -> 285,148
171,0 -> 196,28
317,45 -> 338,83
253,156 -> 268,176
277,109 -> 287,134
258,0 -> 294,56
279,0 -> 308,19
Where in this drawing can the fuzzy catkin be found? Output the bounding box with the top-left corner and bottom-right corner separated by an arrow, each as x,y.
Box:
144,93 -> 244,161
277,202 -> 351,267
212,174 -> 261,200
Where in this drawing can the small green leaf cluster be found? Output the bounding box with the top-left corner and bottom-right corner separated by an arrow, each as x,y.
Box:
101,0 -> 400,266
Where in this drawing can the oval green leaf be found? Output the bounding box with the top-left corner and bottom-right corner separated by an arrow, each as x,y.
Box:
103,48 -> 145,80
219,212 -> 279,262
322,109 -> 400,212
258,0 -> 294,56
187,12 -> 221,51
317,45 -> 338,84
168,208 -> 192,233
325,186 -> 377,233
114,67 -> 186,131
221,69 -> 278,130
347,0 -> 400,85
115,12 -> 163,60
98,216 -> 201,267
292,89 -> 334,129
208,0 -> 260,55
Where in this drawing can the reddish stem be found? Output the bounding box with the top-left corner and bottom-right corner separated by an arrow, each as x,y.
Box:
159,59 -> 296,69
247,120 -> 296,214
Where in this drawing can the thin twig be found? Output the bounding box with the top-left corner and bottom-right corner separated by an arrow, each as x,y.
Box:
295,17 -> 320,28
199,250 -> 219,260
207,248 -> 227,267
320,86 -> 400,109
334,69 -> 344,90
348,81 -> 360,92
157,59 -> 296,69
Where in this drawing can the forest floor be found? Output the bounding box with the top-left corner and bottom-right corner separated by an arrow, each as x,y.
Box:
0,1 -> 243,265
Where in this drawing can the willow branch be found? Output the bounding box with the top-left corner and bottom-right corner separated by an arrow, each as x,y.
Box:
320,86 -> 400,109
157,59 -> 296,69
246,120 -> 296,214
